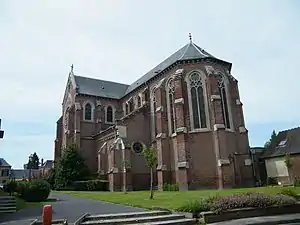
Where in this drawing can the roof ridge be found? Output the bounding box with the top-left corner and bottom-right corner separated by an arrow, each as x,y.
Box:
74,74 -> 129,86
278,126 -> 300,135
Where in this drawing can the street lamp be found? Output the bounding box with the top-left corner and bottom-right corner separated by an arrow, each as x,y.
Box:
0,119 -> 4,139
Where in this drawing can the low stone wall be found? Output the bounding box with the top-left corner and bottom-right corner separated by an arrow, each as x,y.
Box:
200,203 -> 300,224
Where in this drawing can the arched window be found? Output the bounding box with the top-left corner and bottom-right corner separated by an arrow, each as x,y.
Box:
151,88 -> 157,138
106,106 -> 113,123
188,72 -> 207,129
167,79 -> 176,134
137,95 -> 142,107
217,74 -> 230,129
84,103 -> 92,121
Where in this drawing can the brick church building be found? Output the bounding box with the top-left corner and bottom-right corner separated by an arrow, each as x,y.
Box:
54,36 -> 254,191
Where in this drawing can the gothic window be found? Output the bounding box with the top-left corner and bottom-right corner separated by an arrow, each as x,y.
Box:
167,79 -> 176,134
151,88 -> 157,137
217,74 -> 230,129
125,103 -> 129,114
84,103 -> 92,121
137,95 -> 142,107
189,72 -> 207,129
106,106 -> 113,123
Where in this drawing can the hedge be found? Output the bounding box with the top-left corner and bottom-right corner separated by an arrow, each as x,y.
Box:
55,179 -> 108,191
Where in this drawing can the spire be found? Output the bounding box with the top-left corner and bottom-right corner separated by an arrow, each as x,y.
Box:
70,64 -> 74,73
189,33 -> 192,43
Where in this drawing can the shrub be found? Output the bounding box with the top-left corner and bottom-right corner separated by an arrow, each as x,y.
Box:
279,188 -> 299,199
16,181 -> 30,198
163,183 -> 179,191
294,178 -> 300,187
3,180 -> 17,195
59,180 -> 109,191
210,193 -> 297,214
23,180 -> 51,202
267,177 -> 278,185
176,196 -> 219,214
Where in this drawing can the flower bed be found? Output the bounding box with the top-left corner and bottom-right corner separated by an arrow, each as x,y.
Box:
176,191 -> 299,223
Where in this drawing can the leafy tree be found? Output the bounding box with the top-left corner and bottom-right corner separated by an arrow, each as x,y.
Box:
264,130 -> 278,149
44,167 -> 56,189
55,144 -> 90,188
142,144 -> 157,199
27,152 -> 40,169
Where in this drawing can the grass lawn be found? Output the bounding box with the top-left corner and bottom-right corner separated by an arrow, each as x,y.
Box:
55,186 -> 300,210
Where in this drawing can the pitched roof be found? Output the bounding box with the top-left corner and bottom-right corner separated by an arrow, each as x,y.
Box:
42,160 -> 53,169
261,127 -> 300,159
0,158 -> 11,167
73,41 -> 228,99
74,75 -> 129,99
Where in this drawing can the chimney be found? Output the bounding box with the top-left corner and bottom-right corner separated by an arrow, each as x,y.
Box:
41,158 -> 44,167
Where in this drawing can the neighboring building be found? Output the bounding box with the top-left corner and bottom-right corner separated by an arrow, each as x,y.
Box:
10,169 -> 40,180
261,127 -> 300,185
54,36 -> 253,191
0,158 -> 11,184
40,160 -> 54,177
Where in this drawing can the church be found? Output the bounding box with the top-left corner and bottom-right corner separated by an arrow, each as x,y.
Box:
54,35 -> 254,191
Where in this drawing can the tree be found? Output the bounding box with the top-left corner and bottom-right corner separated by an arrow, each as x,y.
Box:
54,144 -> 90,188
142,144 -> 157,199
264,130 -> 278,149
27,152 -> 39,169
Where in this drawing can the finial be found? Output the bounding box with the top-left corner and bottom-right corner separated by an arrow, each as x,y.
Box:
189,33 -> 192,43
70,64 -> 74,73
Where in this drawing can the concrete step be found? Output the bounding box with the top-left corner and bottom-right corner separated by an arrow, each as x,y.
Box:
0,202 -> 16,206
85,211 -> 170,221
0,209 -> 17,213
0,196 -> 15,200
81,214 -> 187,225
0,206 -> 17,211
131,219 -> 196,225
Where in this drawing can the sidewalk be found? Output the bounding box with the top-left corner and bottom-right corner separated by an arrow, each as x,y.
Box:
210,213 -> 300,225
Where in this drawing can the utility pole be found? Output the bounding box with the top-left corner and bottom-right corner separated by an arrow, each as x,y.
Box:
0,118 -> 4,139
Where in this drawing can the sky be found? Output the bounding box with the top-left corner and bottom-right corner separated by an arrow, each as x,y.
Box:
0,0 -> 300,168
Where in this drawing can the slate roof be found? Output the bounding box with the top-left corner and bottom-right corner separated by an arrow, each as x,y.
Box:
42,160 -> 53,169
0,158 -> 11,167
261,127 -> 300,159
73,41 -> 228,99
10,169 -> 40,179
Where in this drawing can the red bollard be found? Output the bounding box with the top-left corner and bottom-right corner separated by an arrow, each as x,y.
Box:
42,205 -> 52,225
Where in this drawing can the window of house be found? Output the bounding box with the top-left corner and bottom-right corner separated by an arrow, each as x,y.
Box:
217,74 -> 230,129
167,79 -> 176,134
188,72 -> 207,129
106,106 -> 113,123
84,103 -> 92,121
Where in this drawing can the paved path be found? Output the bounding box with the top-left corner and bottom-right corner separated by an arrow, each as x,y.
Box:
0,193 -> 145,225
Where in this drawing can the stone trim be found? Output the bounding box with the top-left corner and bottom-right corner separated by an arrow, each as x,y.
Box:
239,126 -> 248,133
211,95 -> 221,101
174,98 -> 184,104
236,99 -> 242,105
189,128 -> 211,133
213,124 -> 225,131
155,106 -> 164,112
177,161 -> 189,169
96,118 -> 101,123
217,159 -> 230,167
75,102 -> 81,110
175,68 -> 184,75
156,164 -> 168,171
176,127 -> 187,133
74,129 -> 80,134
156,133 -> 167,139
204,65 -> 215,76
96,100 -> 101,107
108,167 -> 119,174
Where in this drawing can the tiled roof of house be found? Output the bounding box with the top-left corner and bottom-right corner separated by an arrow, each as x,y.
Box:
261,127 -> 300,159
42,160 -> 53,169
0,158 -> 11,167
73,41 -> 229,99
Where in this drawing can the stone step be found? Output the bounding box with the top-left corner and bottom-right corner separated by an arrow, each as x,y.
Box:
85,211 -> 170,221
0,208 -> 16,213
0,202 -> 16,207
81,214 -> 186,225
131,218 -> 196,225
0,206 -> 17,211
0,196 -> 16,200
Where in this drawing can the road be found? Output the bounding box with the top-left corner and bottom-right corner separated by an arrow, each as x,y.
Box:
0,192 -> 145,225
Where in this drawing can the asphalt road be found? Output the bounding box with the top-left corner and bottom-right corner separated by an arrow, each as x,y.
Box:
0,192 -> 145,225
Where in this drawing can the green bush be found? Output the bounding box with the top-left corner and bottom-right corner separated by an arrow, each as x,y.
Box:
163,183 -> 179,191
16,181 -> 30,198
294,178 -> 300,187
3,180 -> 17,194
279,188 -> 299,199
72,180 -> 108,191
22,180 -> 51,202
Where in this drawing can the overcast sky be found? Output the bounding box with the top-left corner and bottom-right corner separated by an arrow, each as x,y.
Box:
1,0 -> 300,168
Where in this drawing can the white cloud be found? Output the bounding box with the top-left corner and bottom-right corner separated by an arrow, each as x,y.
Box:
1,0 -> 300,166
